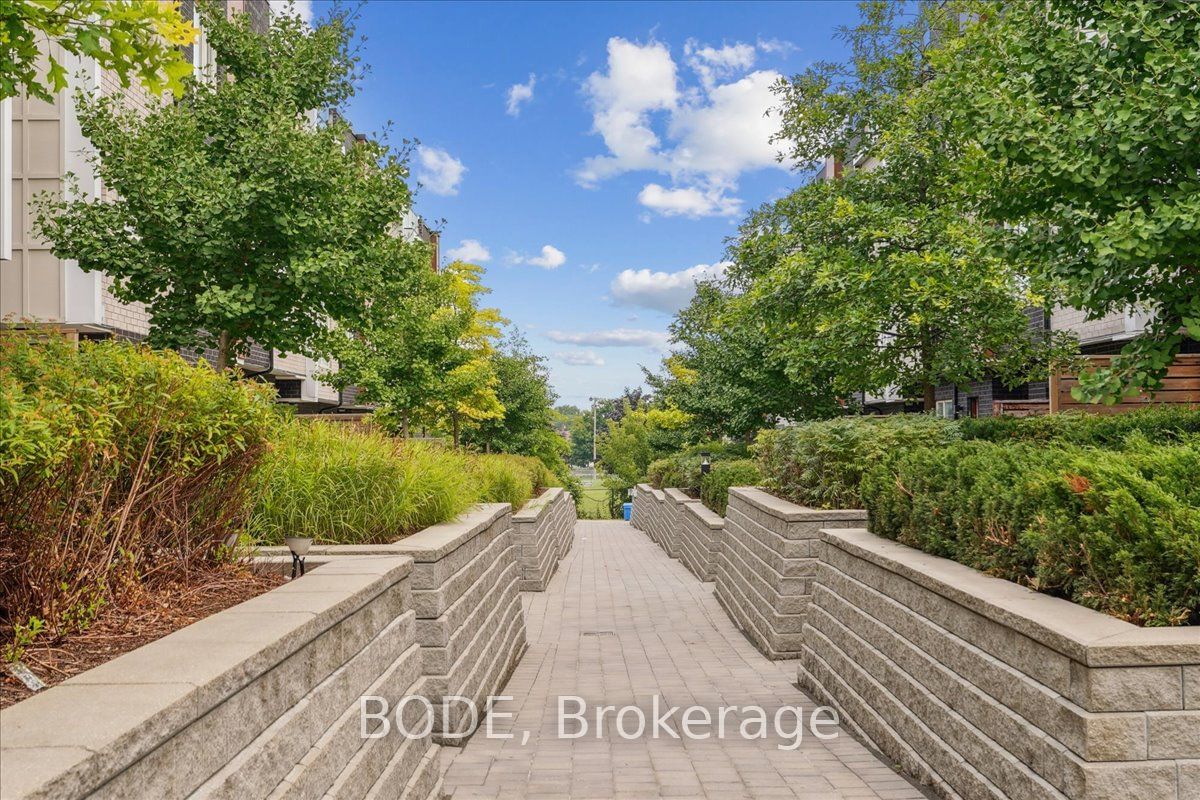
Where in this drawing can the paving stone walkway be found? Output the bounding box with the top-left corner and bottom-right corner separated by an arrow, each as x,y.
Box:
441,520 -> 926,799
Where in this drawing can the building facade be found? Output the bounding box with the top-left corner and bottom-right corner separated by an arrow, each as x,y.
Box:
0,1 -> 437,415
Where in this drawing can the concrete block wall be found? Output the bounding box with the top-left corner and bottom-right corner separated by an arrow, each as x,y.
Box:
800,528 -> 1200,800
0,557 -> 442,800
660,489 -> 691,559
645,488 -> 666,547
630,483 -> 653,533
677,500 -> 723,582
258,504 -> 527,746
715,488 -> 867,660
557,490 -> 577,559
511,488 -> 577,591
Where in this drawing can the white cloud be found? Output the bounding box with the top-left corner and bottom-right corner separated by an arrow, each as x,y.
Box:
576,37 -> 788,217
637,183 -> 741,218
506,74 -> 537,116
415,146 -> 466,196
667,69 -> 783,178
685,40 -> 756,89
545,328 -> 670,348
445,238 -> 491,263
556,351 -> 606,367
514,244 -> 566,269
610,262 -> 729,314
269,0 -> 313,23
575,38 -> 679,187
757,37 -> 798,57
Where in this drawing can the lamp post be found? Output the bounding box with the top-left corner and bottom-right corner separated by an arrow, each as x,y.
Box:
588,396 -> 598,465
700,451 -> 711,475
285,536 -> 313,578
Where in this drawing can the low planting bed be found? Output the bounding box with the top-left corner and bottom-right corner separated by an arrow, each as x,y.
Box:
0,556 -> 443,800
0,335 -> 281,707
743,411 -> 1200,797
800,527 -> 1200,800
257,504 -> 528,745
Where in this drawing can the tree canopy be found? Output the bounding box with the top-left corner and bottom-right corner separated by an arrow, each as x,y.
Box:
33,3 -> 409,370
928,0 -> 1200,402
2,0 -> 198,102
462,330 -> 567,470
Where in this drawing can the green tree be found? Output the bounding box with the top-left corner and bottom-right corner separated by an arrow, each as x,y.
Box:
33,3 -> 410,370
462,330 -> 567,470
2,0 -> 198,102
565,414 -> 594,467
596,405 -> 690,488
426,262 -> 506,446
930,0 -> 1200,402
322,237 -> 450,434
760,0 -> 1069,410
649,283 -> 839,440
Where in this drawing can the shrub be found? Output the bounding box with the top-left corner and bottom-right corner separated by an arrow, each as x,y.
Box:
861,440 -> 1200,626
958,406 -> 1200,447
250,425 -> 474,545
647,441 -> 751,492
755,415 -> 956,509
647,457 -> 693,491
700,459 -> 763,515
470,453 -> 560,508
0,334 -> 277,645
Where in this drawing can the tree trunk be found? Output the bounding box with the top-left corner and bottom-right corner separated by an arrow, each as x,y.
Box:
923,381 -> 936,412
401,412 -> 410,439
452,412 -> 460,448
215,331 -> 233,372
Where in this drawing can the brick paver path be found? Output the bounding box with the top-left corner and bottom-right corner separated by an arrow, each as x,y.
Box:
441,520 -> 927,799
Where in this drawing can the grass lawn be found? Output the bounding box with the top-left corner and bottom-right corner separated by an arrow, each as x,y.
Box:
578,487 -> 615,519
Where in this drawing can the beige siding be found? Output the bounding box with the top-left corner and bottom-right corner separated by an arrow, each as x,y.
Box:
2,50 -> 67,323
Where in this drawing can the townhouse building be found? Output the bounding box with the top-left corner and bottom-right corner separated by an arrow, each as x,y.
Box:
0,0 -> 439,414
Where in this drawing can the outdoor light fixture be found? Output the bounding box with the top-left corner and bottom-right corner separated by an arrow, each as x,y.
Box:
285,536 -> 313,578
700,452 -> 711,475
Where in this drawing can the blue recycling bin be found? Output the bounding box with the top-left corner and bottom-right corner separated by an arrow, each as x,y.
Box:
622,502 -> 632,521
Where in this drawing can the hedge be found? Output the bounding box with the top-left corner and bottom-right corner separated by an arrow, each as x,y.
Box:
860,440 -> 1200,626
754,415 -> 956,509
700,459 -> 762,515
1,334 -> 278,643
958,405 -> 1200,447
647,441 -> 750,493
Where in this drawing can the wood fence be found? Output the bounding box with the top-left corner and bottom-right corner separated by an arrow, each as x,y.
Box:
1049,354 -> 1200,413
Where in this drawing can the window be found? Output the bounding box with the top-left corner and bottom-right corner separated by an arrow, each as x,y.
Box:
935,399 -> 955,419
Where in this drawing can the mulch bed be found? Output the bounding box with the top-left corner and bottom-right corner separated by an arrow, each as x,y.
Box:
1,566 -> 285,709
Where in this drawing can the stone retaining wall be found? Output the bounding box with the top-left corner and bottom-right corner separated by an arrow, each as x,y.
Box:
715,488 -> 867,660
643,488 -> 666,547
511,488 -> 576,591
800,527 -> 1200,800
677,500 -> 723,582
0,558 -> 442,800
660,489 -> 691,559
258,504 -> 527,745
630,483 -> 653,534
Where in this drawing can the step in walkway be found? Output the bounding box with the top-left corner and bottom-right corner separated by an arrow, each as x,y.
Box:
440,520 -> 926,799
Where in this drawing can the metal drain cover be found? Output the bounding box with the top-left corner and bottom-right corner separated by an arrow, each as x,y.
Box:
581,630 -> 617,637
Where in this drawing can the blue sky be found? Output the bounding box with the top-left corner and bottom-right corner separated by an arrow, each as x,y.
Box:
303,0 -> 858,407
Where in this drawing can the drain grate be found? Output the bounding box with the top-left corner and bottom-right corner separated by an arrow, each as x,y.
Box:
581,630 -> 617,637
